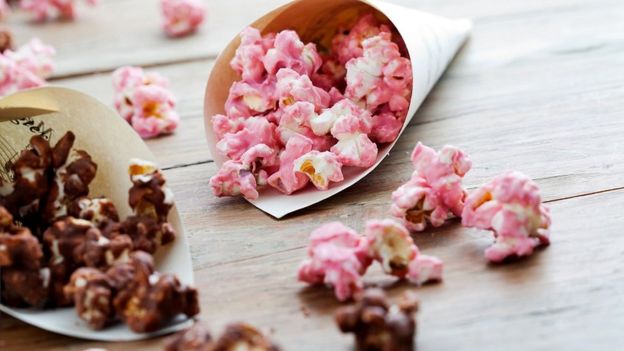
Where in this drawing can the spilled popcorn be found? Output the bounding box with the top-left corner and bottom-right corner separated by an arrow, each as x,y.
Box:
20,0 -> 98,22
112,66 -> 179,139
298,219 -> 442,301
0,38 -> 55,96
210,13 -> 413,200
462,171 -> 551,263
161,0 -> 206,38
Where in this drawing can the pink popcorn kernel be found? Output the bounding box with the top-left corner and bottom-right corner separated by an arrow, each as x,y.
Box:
161,0 -> 206,38
0,38 -> 55,97
364,219 -> 443,284
294,151 -> 344,191
275,68 -> 330,112
20,0 -> 97,22
267,134 -> 313,195
112,66 -> 169,123
330,112 -> 378,168
209,160 -> 261,201
298,222 -> 371,301
230,27 -> 275,83
224,79 -> 277,118
263,30 -> 322,78
216,117 -> 278,162
462,171 -> 551,263
276,101 -> 333,152
390,174 -> 442,232
130,84 -> 179,139
332,13 -> 392,65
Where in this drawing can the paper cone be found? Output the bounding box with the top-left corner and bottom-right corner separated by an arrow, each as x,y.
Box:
204,0 -> 471,218
0,87 -> 194,341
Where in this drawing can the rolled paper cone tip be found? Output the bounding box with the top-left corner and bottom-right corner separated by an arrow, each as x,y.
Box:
0,87 -> 194,341
204,0 -> 471,218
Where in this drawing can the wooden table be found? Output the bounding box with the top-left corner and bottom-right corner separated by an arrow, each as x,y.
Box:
2,0 -> 624,350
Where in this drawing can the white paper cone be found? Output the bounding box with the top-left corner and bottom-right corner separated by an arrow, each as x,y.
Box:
0,87 -> 194,341
204,0 -> 471,218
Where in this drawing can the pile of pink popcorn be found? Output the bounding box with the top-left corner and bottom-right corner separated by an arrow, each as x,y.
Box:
19,0 -> 98,22
161,0 -> 205,38
210,14 -> 413,200
112,66 -> 179,139
0,37 -> 55,96
298,219 -> 443,301
390,142 -> 551,263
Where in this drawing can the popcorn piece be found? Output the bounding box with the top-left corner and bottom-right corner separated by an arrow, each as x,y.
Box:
406,253 -> 444,285
68,197 -> 120,233
42,148 -> 98,223
369,111 -> 403,144
364,219 -> 416,277
1,135 -> 52,219
275,68 -> 330,111
214,323 -> 281,351
0,223 -> 43,271
224,79 -> 276,118
293,151 -> 343,191
210,160 -> 262,200
131,84 -> 180,139
335,288 -> 419,351
1,267 -> 51,308
82,230 -> 132,269
216,117 -> 278,161
330,113 -> 378,168
392,143 -> 472,231
311,98 -> 372,137
43,217 -> 96,306
267,135 -> 313,195
112,66 -> 168,122
121,215 -> 176,254
230,27 -> 275,83
164,322 -> 214,351
345,32 -> 412,115
462,171 -> 551,263
276,101 -> 333,151
263,30 -> 322,78
20,0 -> 97,21
128,158 -> 174,223
113,251 -> 200,333
0,38 -> 55,96
161,0 -> 206,38
64,267 -> 115,329
212,114 -> 246,141
298,222 -> 370,301
332,13 -> 392,65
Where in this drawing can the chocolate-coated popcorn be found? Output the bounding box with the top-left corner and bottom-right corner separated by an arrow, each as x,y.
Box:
164,322 -> 214,351
64,267 -> 115,329
82,230 -> 133,270
121,215 -> 175,254
335,288 -> 419,351
462,171 -> 551,263
113,251 -> 199,333
213,323 -> 281,351
128,159 -> 174,223
1,266 -> 51,307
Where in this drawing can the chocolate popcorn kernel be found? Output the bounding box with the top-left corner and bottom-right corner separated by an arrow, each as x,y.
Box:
64,267 -> 115,329
335,288 -> 419,351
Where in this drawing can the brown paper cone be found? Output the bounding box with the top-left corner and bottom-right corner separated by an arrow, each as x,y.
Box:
204,0 -> 471,218
0,87 -> 194,341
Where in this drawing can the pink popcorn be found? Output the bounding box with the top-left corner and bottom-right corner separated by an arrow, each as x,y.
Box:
263,30 -> 322,78
20,0 -> 97,22
161,0 -> 205,38
330,113 -> 378,168
364,219 -> 443,283
216,117 -> 278,162
293,151 -> 343,191
210,160 -> 262,200
369,111 -> 403,144
112,66 -> 168,122
230,27 -> 275,83
298,222 -> 370,301
406,254 -> 444,285
410,142 -> 472,216
275,68 -> 330,111
267,135 -> 313,195
276,101 -> 333,151
211,114 -> 245,141
392,143 -> 471,231
462,171 -> 551,263
224,79 -> 276,118
345,32 -> 412,115
311,98 -> 371,137
130,84 -> 179,139
0,38 -> 55,96
332,13 -> 392,65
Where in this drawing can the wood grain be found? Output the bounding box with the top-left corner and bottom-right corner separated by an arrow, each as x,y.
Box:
2,0 -> 624,350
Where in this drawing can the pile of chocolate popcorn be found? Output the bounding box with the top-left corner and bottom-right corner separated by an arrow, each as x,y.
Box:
210,13 -> 413,200
0,132 -> 199,332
